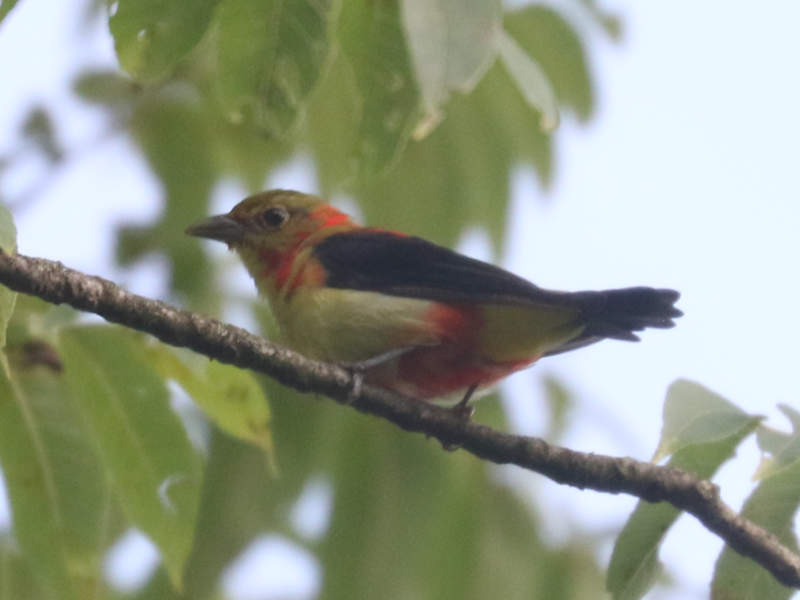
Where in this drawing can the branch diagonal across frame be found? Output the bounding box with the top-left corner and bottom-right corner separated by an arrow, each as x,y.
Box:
1,250 -> 798,589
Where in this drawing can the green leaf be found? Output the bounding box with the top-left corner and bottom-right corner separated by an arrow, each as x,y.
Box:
4,295 -> 78,355
0,295 -> 113,597
122,95 -> 217,306
400,0 -> 502,137
184,383 -> 333,599
754,404 -> 800,479
607,396 -> 759,600
130,569 -> 184,600
338,0 -> 421,175
310,6 -> 594,246
0,203 -> 17,349
58,326 -> 203,590
304,53 -> 365,190
213,119 -> 293,191
14,357 -> 117,566
109,0 -> 221,81
21,108 -> 63,163
756,423 -> 791,457
542,374 -> 574,442
0,539 -> 45,600
0,203 -> 15,255
214,0 -> 335,138
146,345 -> 274,464
317,412 -> 479,599
0,362 -> 78,600
350,61 -> 544,251
73,70 -> 140,107
777,403 -> 800,431
577,0 -> 623,41
712,404 -> 800,597
503,6 -> 595,122
0,0 -> 20,25
497,29 -> 558,131
653,379 -> 761,462
317,405 -> 604,599
712,459 -> 800,598
474,485 -> 604,600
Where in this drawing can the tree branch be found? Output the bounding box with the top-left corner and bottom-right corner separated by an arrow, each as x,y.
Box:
0,249 -> 798,588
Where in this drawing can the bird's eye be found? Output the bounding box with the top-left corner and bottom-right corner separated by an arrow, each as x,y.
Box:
261,206 -> 289,228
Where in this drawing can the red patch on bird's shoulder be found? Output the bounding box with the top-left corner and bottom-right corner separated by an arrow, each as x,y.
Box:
310,205 -> 352,229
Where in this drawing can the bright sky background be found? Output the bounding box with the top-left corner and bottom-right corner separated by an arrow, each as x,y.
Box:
2,1 -> 800,599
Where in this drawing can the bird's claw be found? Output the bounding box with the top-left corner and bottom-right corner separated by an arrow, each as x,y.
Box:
344,365 -> 364,405
449,384 -> 478,422
450,402 -> 475,421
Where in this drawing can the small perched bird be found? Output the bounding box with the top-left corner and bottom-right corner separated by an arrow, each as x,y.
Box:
187,190 -> 681,409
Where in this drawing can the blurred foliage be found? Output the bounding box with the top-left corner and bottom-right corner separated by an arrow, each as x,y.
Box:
541,374 -> 574,441
4,1 -> 797,600
0,204 -> 15,347
20,108 -> 64,163
109,0 -> 221,82
653,379 -> 764,462
1,0 -> 621,594
58,325 -> 204,589
402,0 -> 501,134
607,381 -> 762,600
0,0 -> 20,25
63,0 -> 608,306
711,405 -> 800,600
146,344 -> 275,466
214,0 -> 335,138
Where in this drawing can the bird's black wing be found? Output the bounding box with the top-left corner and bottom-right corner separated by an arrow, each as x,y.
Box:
313,230 -> 553,306
313,230 -> 683,347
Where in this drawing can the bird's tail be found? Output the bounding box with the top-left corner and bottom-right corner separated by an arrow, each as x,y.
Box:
545,287 -> 682,356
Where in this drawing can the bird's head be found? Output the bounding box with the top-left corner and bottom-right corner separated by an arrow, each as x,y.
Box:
186,189 -> 355,290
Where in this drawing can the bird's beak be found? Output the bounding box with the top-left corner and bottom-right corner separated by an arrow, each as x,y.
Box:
185,214 -> 245,243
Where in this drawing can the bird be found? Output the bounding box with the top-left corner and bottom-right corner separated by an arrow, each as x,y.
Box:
186,189 -> 681,412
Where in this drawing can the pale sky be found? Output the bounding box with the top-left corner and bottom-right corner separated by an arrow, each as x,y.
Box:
2,1 -> 800,598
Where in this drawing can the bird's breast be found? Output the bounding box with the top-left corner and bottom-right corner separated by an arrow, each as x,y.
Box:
271,286 -> 442,364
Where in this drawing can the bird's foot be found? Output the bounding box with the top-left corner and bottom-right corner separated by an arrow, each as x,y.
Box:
333,361 -> 366,405
440,385 -> 478,450
346,368 -> 363,405
450,403 -> 475,422
338,347 -> 418,405
450,384 -> 478,421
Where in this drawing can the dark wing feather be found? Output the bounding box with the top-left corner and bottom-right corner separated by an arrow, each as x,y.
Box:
314,231 -> 552,305
314,231 -> 683,353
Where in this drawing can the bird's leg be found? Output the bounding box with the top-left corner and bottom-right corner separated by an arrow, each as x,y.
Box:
451,384 -> 478,421
436,384 -> 479,451
346,369 -> 363,405
339,346 -> 417,404
344,346 -> 417,370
